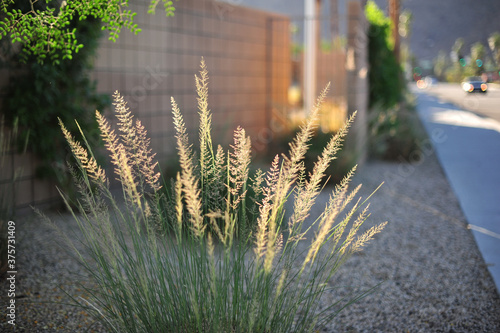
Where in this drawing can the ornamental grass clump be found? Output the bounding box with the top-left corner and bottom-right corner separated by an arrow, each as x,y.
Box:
55,59 -> 386,333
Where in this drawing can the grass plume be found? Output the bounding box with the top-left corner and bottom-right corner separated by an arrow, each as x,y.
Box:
53,60 -> 386,333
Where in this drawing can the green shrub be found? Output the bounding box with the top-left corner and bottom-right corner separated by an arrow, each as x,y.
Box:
52,60 -> 386,332
366,0 -> 404,109
1,7 -> 110,195
365,1 -> 424,160
368,94 -> 426,161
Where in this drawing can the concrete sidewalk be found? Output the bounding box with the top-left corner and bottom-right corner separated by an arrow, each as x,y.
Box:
414,89 -> 500,293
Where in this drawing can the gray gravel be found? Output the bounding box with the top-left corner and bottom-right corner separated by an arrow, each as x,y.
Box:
326,153 -> 500,332
1,150 -> 500,332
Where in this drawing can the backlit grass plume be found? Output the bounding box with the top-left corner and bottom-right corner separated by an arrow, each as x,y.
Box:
55,59 -> 386,333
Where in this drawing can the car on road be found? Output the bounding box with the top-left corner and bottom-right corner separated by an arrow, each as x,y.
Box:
461,76 -> 487,93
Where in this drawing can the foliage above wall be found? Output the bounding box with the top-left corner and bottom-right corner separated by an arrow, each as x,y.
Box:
0,0 -> 177,64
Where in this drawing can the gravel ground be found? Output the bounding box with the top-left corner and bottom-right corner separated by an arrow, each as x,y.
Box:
324,153 -> 500,332
1,149 -> 500,332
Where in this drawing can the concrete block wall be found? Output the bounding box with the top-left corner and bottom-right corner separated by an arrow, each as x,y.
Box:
92,0 -> 291,162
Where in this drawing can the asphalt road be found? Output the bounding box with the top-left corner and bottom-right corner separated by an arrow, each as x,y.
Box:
416,82 -> 500,122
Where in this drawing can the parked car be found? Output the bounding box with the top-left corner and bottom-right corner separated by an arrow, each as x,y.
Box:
461,76 -> 487,93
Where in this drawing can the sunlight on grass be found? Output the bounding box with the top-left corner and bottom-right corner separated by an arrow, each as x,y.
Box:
49,59 -> 385,333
